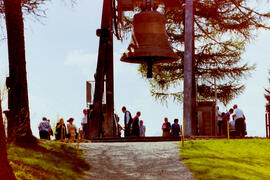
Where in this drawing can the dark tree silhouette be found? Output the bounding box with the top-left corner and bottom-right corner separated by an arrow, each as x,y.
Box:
4,0 -> 37,144
0,92 -> 16,179
2,0 -> 73,143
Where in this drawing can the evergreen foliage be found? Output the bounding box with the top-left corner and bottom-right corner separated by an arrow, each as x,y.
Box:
123,0 -> 270,106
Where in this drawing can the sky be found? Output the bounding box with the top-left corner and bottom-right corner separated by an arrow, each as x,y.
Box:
0,0 -> 270,138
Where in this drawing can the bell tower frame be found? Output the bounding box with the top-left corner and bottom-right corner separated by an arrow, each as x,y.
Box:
89,0 -> 114,138
183,0 -> 197,136
89,0 -> 197,138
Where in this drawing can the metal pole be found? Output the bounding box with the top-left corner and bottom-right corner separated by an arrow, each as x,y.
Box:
268,113 -> 270,139
214,77 -> 217,136
266,113 -> 269,138
180,125 -> 184,147
183,0 -> 195,136
227,120 -> 230,140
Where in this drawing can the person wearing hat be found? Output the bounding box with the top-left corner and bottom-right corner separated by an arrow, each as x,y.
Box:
67,118 -> 77,142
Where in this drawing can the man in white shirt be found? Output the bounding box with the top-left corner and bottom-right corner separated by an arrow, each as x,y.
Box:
122,106 -> 132,137
81,109 -> 88,139
232,104 -> 246,137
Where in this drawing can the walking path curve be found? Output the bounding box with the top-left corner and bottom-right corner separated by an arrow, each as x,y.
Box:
80,141 -> 194,180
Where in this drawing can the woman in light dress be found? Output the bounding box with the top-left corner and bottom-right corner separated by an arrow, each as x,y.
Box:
67,118 -> 77,142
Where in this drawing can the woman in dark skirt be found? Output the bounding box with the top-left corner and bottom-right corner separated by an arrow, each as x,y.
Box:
55,118 -> 67,140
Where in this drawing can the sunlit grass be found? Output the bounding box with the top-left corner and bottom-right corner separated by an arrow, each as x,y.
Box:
180,139 -> 270,180
8,140 -> 90,180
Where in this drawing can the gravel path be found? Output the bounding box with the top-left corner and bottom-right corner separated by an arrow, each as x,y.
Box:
80,142 -> 194,180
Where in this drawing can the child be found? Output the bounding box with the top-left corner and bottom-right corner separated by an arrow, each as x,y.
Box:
139,120 -> 146,137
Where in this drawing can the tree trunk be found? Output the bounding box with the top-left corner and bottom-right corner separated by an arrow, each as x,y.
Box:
0,92 -> 16,179
4,0 -> 37,145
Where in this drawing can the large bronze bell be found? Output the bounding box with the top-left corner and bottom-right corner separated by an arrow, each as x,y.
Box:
120,10 -> 179,77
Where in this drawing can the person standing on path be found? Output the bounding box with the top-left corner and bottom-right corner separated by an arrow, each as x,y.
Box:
132,111 -> 141,137
38,117 -> 51,140
122,106 -> 132,137
171,118 -> 180,137
67,118 -> 77,142
222,109 -> 234,136
232,104 -> 246,137
81,109 -> 88,139
47,119 -> 53,140
55,118 -> 66,140
139,120 -> 146,137
162,117 -> 171,137
116,115 -> 124,137
217,106 -> 223,136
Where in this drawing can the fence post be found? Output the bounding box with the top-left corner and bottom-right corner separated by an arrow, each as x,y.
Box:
266,113 -> 269,139
180,125 -> 184,147
227,121 -> 230,140
76,128 -> 80,156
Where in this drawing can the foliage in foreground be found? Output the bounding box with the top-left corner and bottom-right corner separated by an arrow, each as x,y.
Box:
180,139 -> 270,180
8,140 -> 90,180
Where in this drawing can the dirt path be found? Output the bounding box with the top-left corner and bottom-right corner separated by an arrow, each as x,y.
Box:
80,142 -> 194,180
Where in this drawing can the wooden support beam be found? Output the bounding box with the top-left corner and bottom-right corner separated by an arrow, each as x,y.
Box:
90,0 -> 113,138
183,0 -> 196,136
117,0 -> 181,11
104,1 -> 114,137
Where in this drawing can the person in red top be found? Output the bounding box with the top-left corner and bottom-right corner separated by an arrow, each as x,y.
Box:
162,117 -> 171,137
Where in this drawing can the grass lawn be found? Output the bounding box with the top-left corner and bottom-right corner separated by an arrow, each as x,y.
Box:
180,139 -> 270,180
8,140 -> 90,180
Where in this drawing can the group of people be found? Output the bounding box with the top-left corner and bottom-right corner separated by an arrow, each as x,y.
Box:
55,117 -> 78,141
161,117 -> 181,137
38,109 -> 90,141
121,107 -> 182,138
39,104 -> 246,140
38,116 -> 78,142
217,104 -> 247,137
121,106 -> 146,137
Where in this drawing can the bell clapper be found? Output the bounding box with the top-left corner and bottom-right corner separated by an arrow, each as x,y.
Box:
147,61 -> 153,78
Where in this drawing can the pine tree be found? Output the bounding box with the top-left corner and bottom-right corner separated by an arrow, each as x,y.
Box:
123,0 -> 270,106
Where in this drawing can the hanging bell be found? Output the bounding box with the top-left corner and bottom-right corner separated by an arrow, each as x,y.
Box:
120,10 -> 179,78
